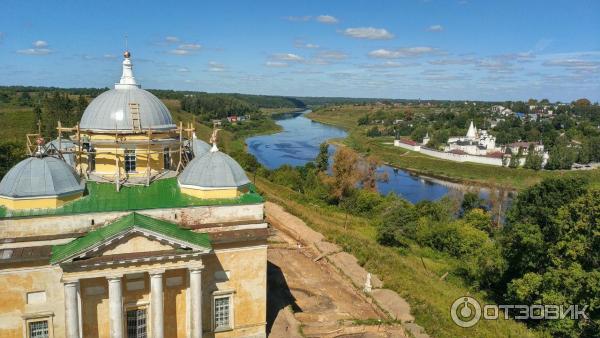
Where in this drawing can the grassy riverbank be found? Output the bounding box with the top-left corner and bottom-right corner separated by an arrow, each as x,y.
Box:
197,114 -> 541,337
253,174 -> 542,338
308,105 -> 600,191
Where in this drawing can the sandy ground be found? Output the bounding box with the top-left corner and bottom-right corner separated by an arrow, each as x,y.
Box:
267,227 -> 407,338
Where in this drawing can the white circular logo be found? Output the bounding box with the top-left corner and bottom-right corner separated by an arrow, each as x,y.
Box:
451,296 -> 482,328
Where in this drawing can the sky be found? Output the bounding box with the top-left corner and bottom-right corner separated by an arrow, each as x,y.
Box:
1,0 -> 599,102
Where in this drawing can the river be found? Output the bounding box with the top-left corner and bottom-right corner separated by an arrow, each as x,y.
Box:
246,110 -> 495,204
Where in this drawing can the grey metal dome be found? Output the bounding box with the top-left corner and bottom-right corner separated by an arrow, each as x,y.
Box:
48,138 -> 75,167
178,149 -> 250,189
79,87 -> 176,132
0,157 -> 84,198
193,138 -> 211,157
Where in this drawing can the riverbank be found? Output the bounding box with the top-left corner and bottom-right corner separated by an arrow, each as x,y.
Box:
308,106 -> 600,191
253,175 -> 540,338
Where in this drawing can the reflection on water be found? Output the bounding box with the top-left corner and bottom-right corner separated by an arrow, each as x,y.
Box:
246,110 -> 504,205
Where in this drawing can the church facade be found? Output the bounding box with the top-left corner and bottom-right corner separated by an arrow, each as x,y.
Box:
0,52 -> 267,338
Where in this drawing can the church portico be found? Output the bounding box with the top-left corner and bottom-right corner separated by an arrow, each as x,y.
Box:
61,263 -> 204,338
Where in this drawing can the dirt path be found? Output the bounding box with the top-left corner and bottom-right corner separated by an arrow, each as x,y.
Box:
265,202 -> 430,338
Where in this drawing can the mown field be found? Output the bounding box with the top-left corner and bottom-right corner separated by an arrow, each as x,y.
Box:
308,105 -> 600,190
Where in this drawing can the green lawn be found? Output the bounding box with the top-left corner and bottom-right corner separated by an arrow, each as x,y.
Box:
308,106 -> 600,191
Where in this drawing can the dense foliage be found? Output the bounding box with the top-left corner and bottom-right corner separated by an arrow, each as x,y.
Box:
374,175 -> 600,337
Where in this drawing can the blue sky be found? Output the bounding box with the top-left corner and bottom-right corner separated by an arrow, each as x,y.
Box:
1,0 -> 599,101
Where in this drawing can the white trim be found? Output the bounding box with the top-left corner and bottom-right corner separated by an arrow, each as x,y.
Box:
179,183 -> 238,191
0,190 -> 83,201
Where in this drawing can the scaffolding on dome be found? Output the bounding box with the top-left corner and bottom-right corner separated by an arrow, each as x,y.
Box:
43,120 -> 199,190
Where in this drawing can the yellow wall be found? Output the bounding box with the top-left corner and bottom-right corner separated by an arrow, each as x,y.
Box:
0,266 -> 65,338
180,187 -> 240,199
77,132 -> 181,176
0,246 -> 267,338
0,192 -> 82,210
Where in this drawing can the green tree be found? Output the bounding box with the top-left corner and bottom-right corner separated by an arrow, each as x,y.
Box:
523,144 -> 543,170
315,142 -> 329,172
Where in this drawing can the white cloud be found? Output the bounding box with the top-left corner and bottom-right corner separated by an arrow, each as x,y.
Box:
265,61 -> 289,68
343,27 -> 394,40
368,46 -> 438,58
273,53 -> 304,62
177,67 -> 190,73
362,61 -> 419,68
427,25 -> 444,32
168,43 -> 201,55
33,40 -> 48,48
208,61 -> 226,72
165,36 -> 180,43
179,43 -> 201,50
17,40 -> 52,55
316,15 -> 338,24
294,39 -> 319,49
169,49 -> 191,55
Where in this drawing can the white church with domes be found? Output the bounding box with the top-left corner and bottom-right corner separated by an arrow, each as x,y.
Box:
0,51 -> 268,338
443,121 -> 500,156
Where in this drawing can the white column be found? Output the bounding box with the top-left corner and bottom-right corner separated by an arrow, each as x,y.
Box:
108,276 -> 124,338
64,281 -> 80,338
150,271 -> 164,338
189,268 -> 203,338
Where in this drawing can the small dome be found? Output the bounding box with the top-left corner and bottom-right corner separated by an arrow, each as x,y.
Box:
79,87 -> 176,132
0,157 -> 83,198
48,138 -> 75,167
178,150 -> 250,189
193,138 -> 211,157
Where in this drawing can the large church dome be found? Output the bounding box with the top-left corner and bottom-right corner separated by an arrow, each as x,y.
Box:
80,87 -> 175,132
79,51 -> 176,132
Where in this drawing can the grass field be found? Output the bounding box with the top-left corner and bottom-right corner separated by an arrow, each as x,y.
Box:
253,174 -> 543,338
0,105 -> 36,143
308,105 -> 600,191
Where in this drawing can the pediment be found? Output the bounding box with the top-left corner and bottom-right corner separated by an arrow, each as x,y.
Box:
51,212 -> 212,265
100,233 -> 177,256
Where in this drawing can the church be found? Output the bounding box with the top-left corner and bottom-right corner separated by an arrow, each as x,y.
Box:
0,51 -> 268,338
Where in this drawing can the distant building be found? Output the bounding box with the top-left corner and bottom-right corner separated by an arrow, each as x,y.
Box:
444,121 -> 500,156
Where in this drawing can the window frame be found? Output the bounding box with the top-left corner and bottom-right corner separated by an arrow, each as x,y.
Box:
212,291 -> 234,332
125,306 -> 148,338
124,149 -> 137,173
23,314 -> 54,338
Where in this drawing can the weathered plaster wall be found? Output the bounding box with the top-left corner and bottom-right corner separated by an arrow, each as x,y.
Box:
0,203 -> 264,238
0,266 -> 65,338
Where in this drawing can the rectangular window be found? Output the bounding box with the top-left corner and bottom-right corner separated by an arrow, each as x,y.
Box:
126,308 -> 147,338
163,147 -> 171,170
28,320 -> 49,338
124,149 -> 136,173
214,295 -> 232,331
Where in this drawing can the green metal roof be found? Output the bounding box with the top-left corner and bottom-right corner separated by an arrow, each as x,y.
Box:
0,177 -> 263,219
50,212 -> 211,264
